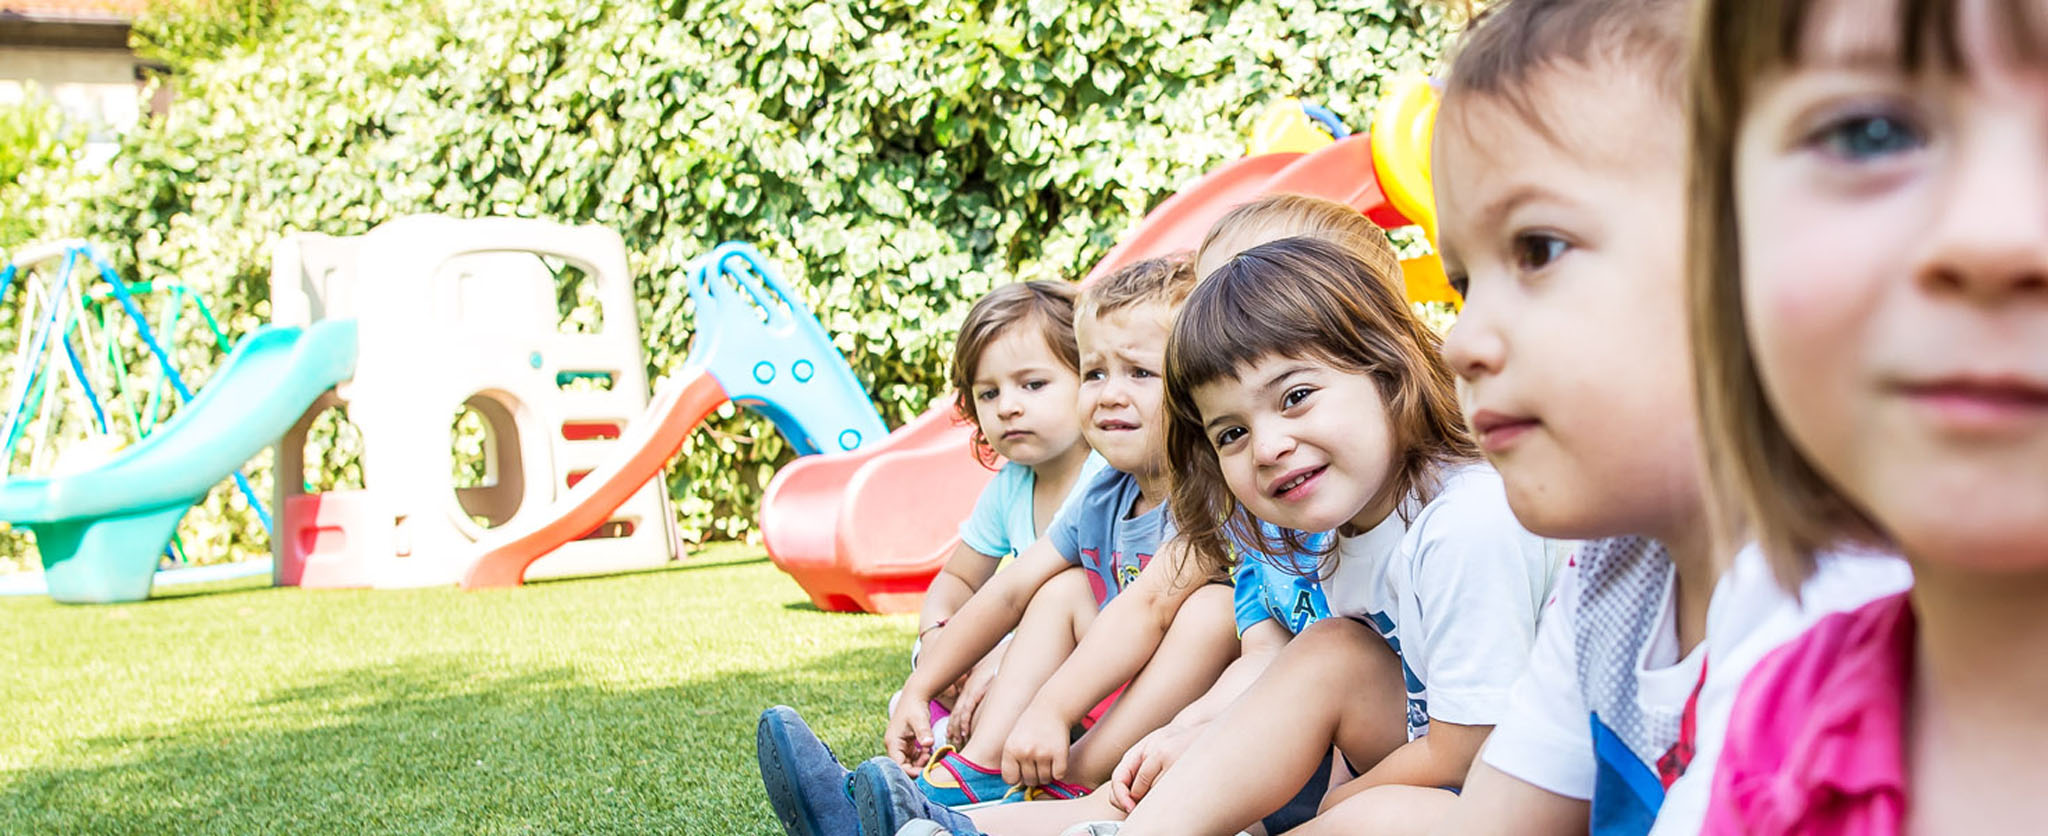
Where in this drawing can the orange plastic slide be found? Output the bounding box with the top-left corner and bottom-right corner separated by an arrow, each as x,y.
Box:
460,370 -> 728,589
758,138 -> 1409,613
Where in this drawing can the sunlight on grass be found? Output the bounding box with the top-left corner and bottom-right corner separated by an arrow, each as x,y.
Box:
0,544 -> 914,833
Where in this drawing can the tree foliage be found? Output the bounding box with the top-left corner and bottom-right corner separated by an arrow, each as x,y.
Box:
10,0 -> 1448,565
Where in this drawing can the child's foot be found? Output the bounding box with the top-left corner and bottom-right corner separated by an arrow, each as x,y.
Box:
912,746 -> 1012,807
756,706 -> 858,836
852,756 -> 982,836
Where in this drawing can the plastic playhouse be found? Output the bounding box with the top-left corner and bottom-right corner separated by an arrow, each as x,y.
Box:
0,84 -> 1450,611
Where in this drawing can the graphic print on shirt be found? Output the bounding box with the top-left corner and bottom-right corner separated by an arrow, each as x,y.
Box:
1359,610 -> 1431,741
1573,537 -> 1687,836
1077,548 -> 1153,604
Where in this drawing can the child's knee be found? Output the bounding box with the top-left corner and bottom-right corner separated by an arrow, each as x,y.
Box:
1291,617 -> 1400,680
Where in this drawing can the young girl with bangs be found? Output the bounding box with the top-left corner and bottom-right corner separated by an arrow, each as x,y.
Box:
906,280 -> 1103,739
1095,236 -> 1553,836
1684,0 -> 2048,832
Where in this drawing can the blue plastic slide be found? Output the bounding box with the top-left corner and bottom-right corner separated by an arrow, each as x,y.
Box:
0,320 -> 358,603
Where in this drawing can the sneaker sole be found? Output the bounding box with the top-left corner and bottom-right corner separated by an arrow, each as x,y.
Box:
757,709 -> 832,836
851,761 -> 918,836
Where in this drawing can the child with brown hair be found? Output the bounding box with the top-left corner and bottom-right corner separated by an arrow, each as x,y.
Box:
900,280 -> 1104,744
1426,2 -> 1910,835
1683,0 -> 2048,832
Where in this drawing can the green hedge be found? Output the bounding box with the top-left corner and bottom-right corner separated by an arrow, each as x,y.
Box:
6,0 -> 1448,566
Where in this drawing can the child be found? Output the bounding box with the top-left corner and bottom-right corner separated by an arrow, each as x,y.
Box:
909,280 -> 1103,735
758,255 -> 1220,836
1421,1 -> 1719,833
1426,4 -> 1917,835
1685,0 -> 2048,832
882,195 -> 1465,836
873,235 -> 1554,836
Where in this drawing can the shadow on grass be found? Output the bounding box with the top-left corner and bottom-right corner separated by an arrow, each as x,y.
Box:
0,645 -> 901,835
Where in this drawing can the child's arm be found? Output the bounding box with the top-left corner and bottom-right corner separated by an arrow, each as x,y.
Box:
1109,619 -> 1293,810
1430,762 -> 1588,835
1324,719 -> 1492,806
1007,537 -> 1207,724
916,541 -> 1001,639
885,539 -> 1073,769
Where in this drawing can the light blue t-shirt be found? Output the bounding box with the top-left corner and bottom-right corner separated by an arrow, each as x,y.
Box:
957,454 -> 1107,560
1231,524 -> 1335,636
1045,466 -> 1174,608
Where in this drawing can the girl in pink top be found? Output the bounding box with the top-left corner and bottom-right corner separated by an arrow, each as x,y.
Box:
1685,0 -> 2048,833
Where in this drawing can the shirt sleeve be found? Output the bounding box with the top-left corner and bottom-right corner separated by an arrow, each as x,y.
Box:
956,464 -> 1022,558
1232,557 -> 1274,635
1405,491 -> 1549,730
1478,565 -> 1596,800
1043,475 -> 1095,566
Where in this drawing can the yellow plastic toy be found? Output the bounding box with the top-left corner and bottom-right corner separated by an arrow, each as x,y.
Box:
1249,98 -> 1340,156
1370,78 -> 1459,306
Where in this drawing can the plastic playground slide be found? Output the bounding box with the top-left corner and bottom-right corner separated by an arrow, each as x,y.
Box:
460,370 -> 728,589
0,320 -> 359,603
755,131 -> 1414,613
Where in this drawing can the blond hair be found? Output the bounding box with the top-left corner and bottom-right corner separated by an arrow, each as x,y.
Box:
1195,194 -> 1402,287
1078,252 -> 1198,321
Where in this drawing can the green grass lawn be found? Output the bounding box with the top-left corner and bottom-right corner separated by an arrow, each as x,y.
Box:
0,544 -> 913,834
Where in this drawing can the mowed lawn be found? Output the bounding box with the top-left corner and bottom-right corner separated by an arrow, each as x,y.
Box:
0,545 -> 911,834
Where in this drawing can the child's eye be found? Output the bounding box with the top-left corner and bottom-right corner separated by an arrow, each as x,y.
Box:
1132,368 -> 1156,379
1213,426 -> 1246,448
1512,234 -> 1568,273
1281,385 -> 1316,409
1083,369 -> 1105,382
1813,111 -> 1926,162
1023,379 -> 1046,391
976,388 -> 997,401
1448,272 -> 1471,299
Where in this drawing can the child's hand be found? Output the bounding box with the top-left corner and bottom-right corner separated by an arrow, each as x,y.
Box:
884,695 -> 935,773
1109,723 -> 1199,812
949,643 -> 1006,743
1000,704 -> 1071,787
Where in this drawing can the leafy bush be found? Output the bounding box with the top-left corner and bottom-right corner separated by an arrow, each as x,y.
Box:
15,0 -> 1449,564
0,92 -> 86,250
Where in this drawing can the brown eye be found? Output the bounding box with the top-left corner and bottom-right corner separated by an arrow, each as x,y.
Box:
1513,234 -> 1568,272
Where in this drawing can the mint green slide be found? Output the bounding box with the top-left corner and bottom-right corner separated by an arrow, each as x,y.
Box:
0,320 -> 358,604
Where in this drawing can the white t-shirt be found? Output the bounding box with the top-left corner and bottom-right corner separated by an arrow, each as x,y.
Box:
1647,546 -> 1913,835
1320,464 -> 1557,740
1481,545 -> 1704,810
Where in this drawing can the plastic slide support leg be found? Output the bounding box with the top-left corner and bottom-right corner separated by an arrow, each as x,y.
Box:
34,504 -> 190,604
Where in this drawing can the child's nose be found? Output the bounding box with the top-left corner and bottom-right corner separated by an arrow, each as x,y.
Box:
1442,308 -> 1504,381
1916,127 -> 2048,303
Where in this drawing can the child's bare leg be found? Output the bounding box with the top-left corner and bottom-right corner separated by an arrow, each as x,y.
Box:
1117,618 -> 1407,836
968,787 -> 1128,836
957,566 -> 1098,766
1065,583 -> 1240,786
1283,785 -> 1457,835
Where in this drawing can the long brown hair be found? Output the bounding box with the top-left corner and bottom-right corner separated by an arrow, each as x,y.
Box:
951,280 -> 1081,468
1165,237 -> 1477,581
1689,0 -> 2046,589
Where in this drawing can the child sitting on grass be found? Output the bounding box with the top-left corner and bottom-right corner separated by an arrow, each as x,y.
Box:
905,280 -> 1104,743
875,234 -> 1553,836
758,255 -> 1235,836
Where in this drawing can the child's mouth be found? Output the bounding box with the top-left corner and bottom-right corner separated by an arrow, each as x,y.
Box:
1095,420 -> 1139,432
1001,430 -> 1035,441
1470,410 -> 1541,454
1269,466 -> 1327,499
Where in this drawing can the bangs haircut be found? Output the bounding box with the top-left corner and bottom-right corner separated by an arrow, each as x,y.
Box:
1164,236 -> 1476,582
1442,0 -> 1691,145
1078,252 -> 1199,322
950,280 -> 1081,468
1689,0 -> 2047,591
